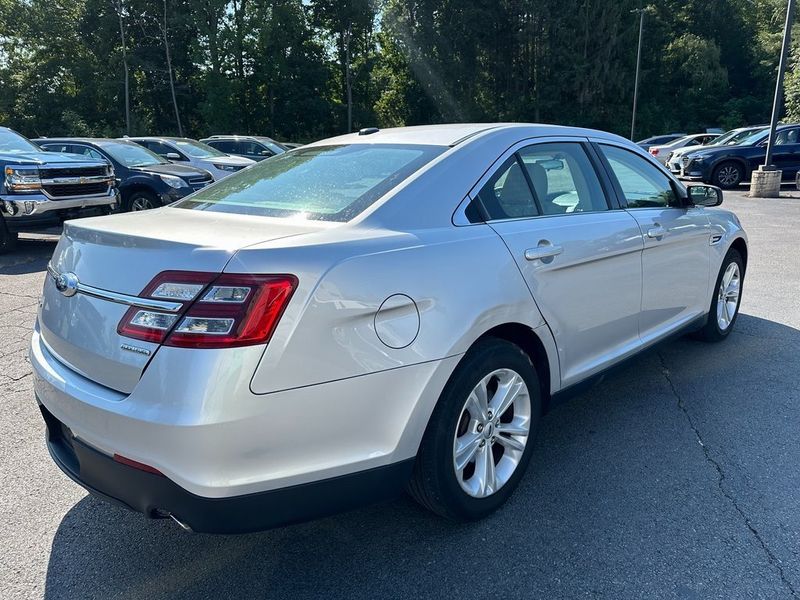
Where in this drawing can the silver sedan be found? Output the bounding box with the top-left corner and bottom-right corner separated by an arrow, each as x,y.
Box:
32,123 -> 747,533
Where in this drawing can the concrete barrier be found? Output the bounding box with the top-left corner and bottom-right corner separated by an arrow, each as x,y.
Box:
750,167 -> 781,197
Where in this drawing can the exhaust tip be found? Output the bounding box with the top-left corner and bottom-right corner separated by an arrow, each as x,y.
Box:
169,513 -> 194,533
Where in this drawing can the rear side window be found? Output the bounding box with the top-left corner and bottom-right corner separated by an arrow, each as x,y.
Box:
599,145 -> 677,208
518,143 -> 608,214
474,156 -> 539,220
176,144 -> 445,222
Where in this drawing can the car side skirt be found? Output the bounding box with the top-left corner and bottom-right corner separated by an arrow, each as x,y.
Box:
547,313 -> 707,411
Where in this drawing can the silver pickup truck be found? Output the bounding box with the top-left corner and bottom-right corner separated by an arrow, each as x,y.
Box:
1,126 -> 118,252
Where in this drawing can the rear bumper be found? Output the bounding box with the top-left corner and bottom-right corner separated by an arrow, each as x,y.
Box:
41,403 -> 413,534
31,323 -> 458,526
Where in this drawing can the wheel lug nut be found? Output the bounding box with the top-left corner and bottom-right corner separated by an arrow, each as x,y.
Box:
477,424 -> 484,432
479,440 -> 486,447
495,419 -> 500,426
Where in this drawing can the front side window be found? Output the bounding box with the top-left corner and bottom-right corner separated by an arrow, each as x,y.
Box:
141,141 -> 178,157
40,143 -> 71,153
207,140 -> 235,153
98,141 -> 166,167
599,145 -> 677,209
173,138 -> 227,158
73,146 -> 105,160
176,144 -> 446,222
518,143 -> 608,214
775,128 -> 800,145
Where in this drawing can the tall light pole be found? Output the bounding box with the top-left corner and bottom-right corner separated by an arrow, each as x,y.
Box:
763,0 -> 796,169
630,6 -> 646,141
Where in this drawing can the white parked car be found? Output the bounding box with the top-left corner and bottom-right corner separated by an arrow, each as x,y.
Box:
648,133 -> 719,164
33,124 -> 747,533
126,136 -> 255,180
666,126 -> 767,175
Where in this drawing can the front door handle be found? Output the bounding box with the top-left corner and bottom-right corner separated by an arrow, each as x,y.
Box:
524,244 -> 563,262
647,225 -> 668,238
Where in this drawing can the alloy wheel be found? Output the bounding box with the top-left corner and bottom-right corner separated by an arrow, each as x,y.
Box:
452,368 -> 531,498
716,261 -> 741,331
131,197 -> 155,211
717,165 -> 740,187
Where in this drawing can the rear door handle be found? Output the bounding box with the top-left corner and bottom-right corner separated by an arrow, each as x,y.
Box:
647,225 -> 668,238
524,245 -> 563,261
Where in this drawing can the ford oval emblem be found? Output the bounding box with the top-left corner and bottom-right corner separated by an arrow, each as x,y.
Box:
55,272 -> 80,297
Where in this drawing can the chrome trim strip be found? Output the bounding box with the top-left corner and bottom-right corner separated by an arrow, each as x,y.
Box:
40,175 -> 113,185
47,264 -> 183,312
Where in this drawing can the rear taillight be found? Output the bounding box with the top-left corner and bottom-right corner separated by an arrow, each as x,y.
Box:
650,148 -> 659,156
118,271 -> 297,349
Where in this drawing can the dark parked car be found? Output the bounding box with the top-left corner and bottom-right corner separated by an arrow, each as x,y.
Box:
200,135 -> 288,161
1,127 -> 117,252
36,138 -> 214,211
636,133 -> 687,151
680,124 -> 800,188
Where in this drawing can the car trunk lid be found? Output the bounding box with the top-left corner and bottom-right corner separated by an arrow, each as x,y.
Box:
39,208 -> 319,393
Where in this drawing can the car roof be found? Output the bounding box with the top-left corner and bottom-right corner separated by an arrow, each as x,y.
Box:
125,137 -> 183,142
202,135 -> 276,141
304,123 -> 628,148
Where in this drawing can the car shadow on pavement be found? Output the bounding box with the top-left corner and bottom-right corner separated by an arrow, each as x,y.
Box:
0,235 -> 58,275
43,313 -> 800,599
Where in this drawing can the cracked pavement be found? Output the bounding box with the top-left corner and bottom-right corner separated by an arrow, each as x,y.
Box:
1,191 -> 800,599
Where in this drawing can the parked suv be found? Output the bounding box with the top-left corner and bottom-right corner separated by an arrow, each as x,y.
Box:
126,137 -> 254,180
666,126 -> 766,175
681,124 -> 800,188
1,127 -> 117,252
37,138 -> 214,211
200,135 -> 288,161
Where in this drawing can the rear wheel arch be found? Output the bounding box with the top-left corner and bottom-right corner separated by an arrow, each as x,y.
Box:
121,182 -> 158,202
471,323 -> 552,414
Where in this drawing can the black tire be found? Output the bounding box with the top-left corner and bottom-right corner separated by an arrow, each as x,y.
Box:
123,190 -> 161,212
0,218 -> 18,254
694,247 -> 744,342
712,161 -> 744,189
408,338 -> 542,521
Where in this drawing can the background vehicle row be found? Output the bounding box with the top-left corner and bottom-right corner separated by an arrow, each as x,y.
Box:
36,138 -> 214,212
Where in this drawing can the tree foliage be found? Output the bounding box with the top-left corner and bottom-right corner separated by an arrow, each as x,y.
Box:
0,0 -> 796,141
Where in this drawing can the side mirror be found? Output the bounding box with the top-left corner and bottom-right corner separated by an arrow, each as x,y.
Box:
260,150 -> 274,156
687,184 -> 723,207
165,152 -> 183,161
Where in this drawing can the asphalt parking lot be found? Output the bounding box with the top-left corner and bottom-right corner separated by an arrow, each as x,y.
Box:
1,189 -> 799,599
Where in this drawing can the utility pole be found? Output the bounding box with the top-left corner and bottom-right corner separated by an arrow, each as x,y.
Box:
764,0 -> 796,169
630,6 -> 646,141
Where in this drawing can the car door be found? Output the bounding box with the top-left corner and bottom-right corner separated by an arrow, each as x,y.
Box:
244,141 -> 275,160
596,142 -> 711,343
471,139 -> 645,387
767,127 -> 800,179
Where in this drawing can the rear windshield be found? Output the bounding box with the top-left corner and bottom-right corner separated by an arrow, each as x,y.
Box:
175,144 -> 445,221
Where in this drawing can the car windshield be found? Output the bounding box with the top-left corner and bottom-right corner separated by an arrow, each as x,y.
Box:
0,129 -> 41,153
97,141 -> 166,167
711,129 -> 747,146
735,129 -> 769,146
176,144 -> 446,221
257,139 -> 287,154
172,139 -> 227,158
